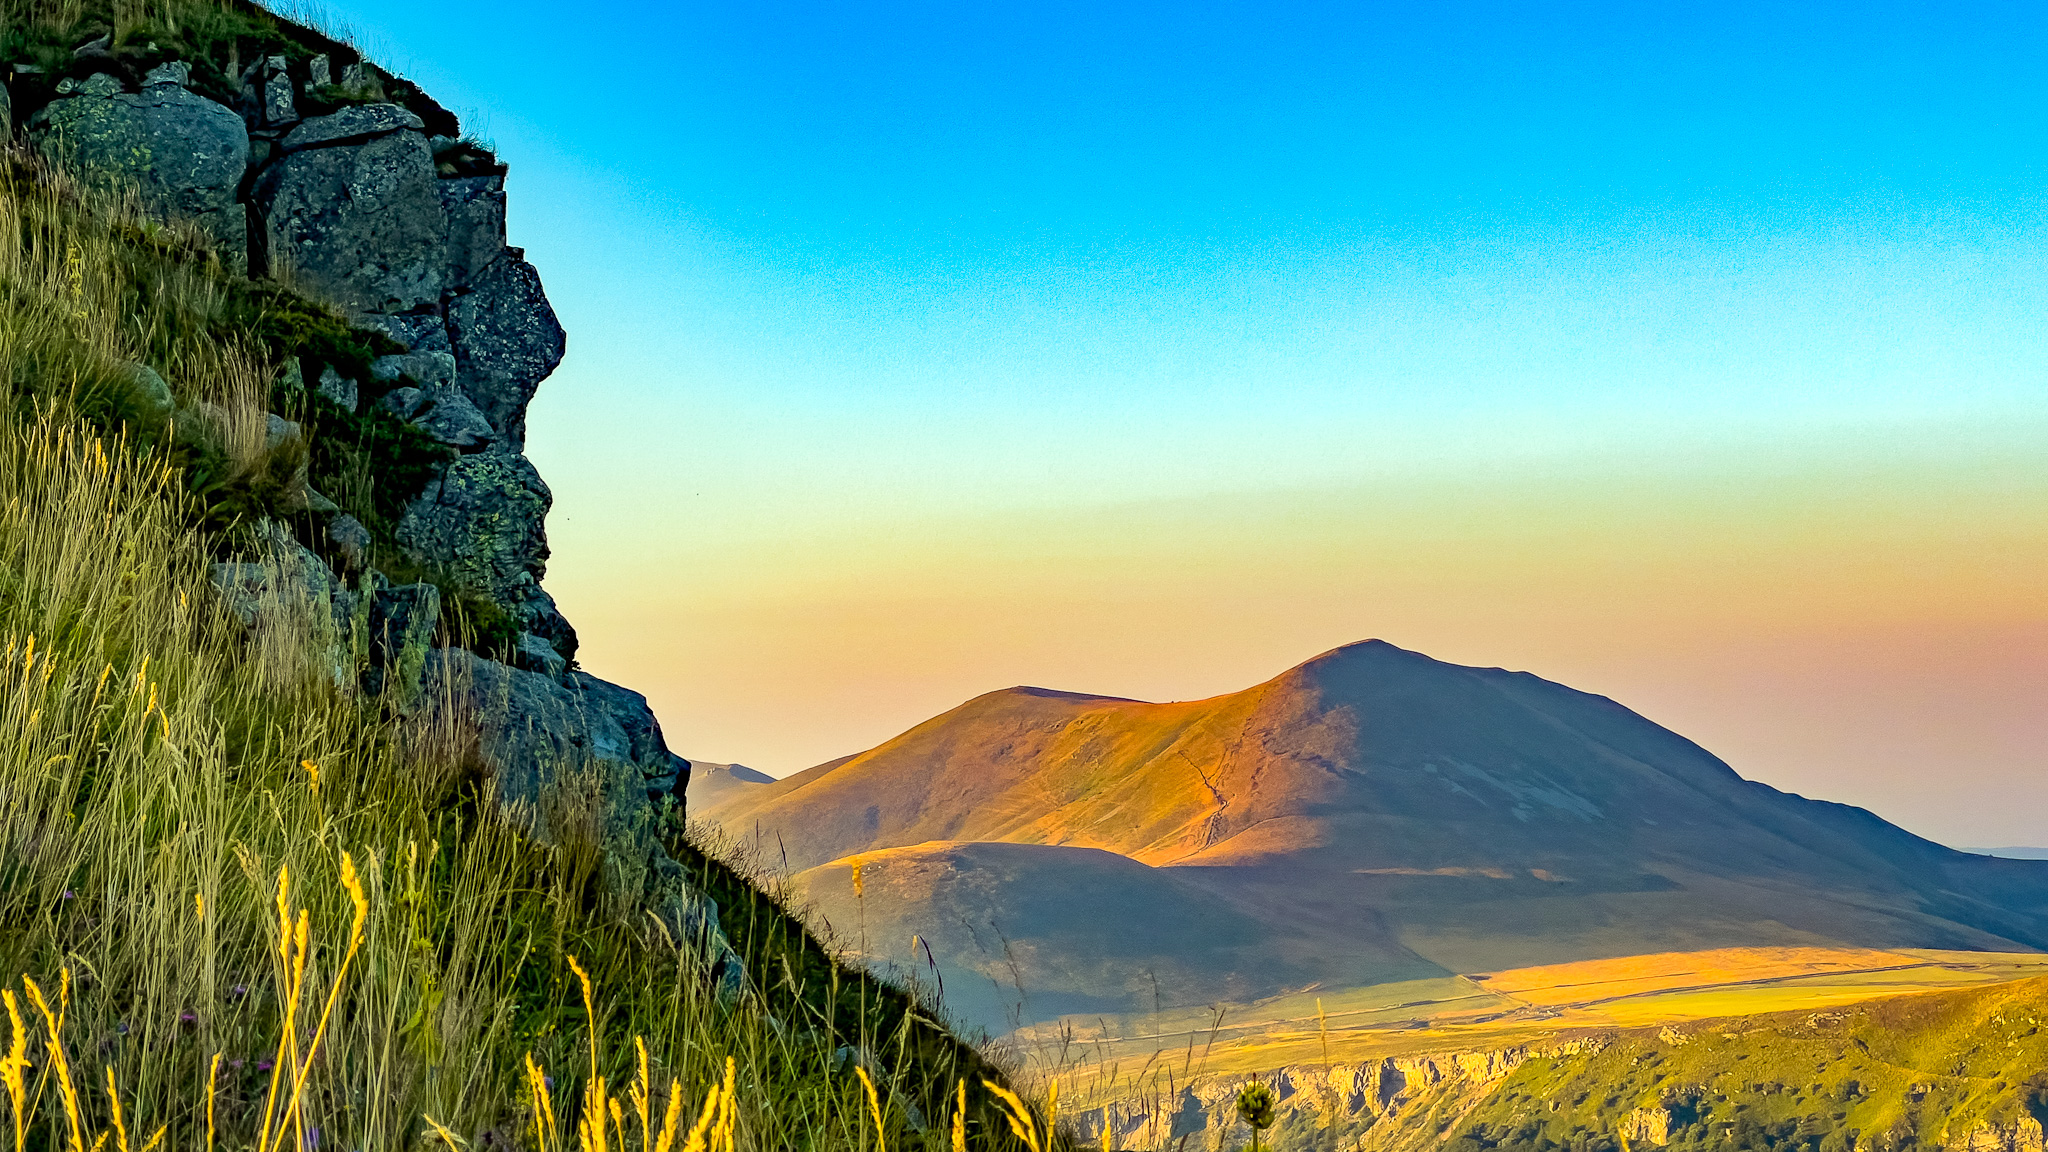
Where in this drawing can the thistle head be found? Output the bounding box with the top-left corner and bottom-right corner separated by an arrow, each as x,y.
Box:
1236,1081 -> 1276,1131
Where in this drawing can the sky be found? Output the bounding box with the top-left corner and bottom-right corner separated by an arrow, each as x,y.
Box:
321,0 -> 2047,847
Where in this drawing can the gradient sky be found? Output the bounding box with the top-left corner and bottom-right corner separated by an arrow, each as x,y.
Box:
323,0 -> 2047,846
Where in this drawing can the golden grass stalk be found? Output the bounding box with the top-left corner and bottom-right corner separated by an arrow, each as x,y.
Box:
206,1053 -> 221,1152
952,1079 -> 966,1152
104,1067 -> 127,1152
653,1074 -> 684,1152
3,992 -> 28,1152
527,1053 -> 558,1152
284,852 -> 370,1137
854,1065 -> 885,1152
424,1114 -> 467,1149
26,975 -> 85,1152
982,1079 -> 1043,1152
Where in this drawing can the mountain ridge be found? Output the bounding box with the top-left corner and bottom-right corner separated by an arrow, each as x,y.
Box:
700,639 -> 2048,1030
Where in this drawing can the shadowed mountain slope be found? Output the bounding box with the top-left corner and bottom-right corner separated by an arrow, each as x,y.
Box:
684,759 -> 777,810
705,641 -> 2048,1023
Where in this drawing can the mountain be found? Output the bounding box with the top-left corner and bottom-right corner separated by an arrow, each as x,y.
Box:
703,641 -> 2048,1029
685,759 -> 778,810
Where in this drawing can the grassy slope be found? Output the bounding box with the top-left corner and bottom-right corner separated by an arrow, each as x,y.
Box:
0,5 -> 1043,1147
1446,976 -> 2048,1152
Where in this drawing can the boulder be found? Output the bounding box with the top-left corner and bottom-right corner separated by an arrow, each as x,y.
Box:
446,256 -> 565,446
264,412 -> 302,453
315,364 -> 358,412
394,451 -> 551,615
568,672 -> 677,776
262,56 -> 296,126
207,522 -> 359,690
352,311 -> 450,353
364,581 -> 439,702
409,387 -> 496,450
280,103 -> 425,152
371,349 -> 457,389
422,648 -> 742,990
307,55 -> 332,90
29,75 -> 249,273
327,513 -> 372,571
142,61 -> 189,88
254,130 -> 447,312
512,630 -> 567,679
115,361 -> 173,413
437,175 -> 505,287
508,581 -> 579,664
378,386 -> 424,419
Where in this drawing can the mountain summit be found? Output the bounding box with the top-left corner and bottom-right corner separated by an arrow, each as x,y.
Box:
700,641 -> 2048,1025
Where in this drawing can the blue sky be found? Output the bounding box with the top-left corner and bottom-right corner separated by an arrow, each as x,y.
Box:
323,0 -> 2047,844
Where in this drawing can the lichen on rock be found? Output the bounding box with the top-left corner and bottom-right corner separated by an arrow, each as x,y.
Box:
29,70 -> 250,272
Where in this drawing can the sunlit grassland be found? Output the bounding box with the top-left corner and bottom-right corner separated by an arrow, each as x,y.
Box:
1031,948 -> 2048,1119
0,146 -> 1047,1149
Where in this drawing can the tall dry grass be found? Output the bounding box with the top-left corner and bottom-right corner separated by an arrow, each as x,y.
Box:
0,153 -> 1056,1149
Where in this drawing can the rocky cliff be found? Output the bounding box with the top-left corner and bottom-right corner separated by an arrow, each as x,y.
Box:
4,9 -> 735,983
1074,1042 -> 1560,1152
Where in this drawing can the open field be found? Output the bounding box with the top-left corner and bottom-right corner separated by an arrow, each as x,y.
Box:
1020,946 -> 2048,1086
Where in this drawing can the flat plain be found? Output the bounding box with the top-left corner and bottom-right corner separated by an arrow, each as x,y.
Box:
1021,946 -> 2048,1087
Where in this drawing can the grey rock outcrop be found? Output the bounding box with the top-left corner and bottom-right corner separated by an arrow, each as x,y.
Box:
254,128 -> 446,311
447,256 -> 565,447
364,581 -> 440,702
115,361 -> 173,413
280,104 -> 423,151
423,649 -> 741,990
394,452 -> 570,641
143,61 -> 189,88
262,56 -> 296,126
513,631 -> 568,679
371,349 -> 458,388
353,311 -> 452,353
28,72 -> 249,272
409,388 -> 496,450
437,176 -> 506,288
327,513 -> 372,571
378,386 -> 425,419
24,18 -> 723,987
208,524 -> 362,692
315,365 -> 358,412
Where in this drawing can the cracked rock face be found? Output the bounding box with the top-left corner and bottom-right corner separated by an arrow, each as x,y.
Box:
438,176 -> 506,288
422,649 -> 736,986
29,73 -> 249,272
255,128 -> 447,312
447,256 -> 565,448
393,451 -> 572,644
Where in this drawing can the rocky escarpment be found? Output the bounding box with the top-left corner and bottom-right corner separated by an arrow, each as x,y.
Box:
1075,1043 -> 1566,1152
6,23 -> 735,984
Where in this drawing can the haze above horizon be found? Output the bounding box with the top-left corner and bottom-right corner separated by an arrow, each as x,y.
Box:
321,0 -> 2046,846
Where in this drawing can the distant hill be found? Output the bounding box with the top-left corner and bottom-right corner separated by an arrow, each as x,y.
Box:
683,759 -> 778,809
705,640 -> 2048,1030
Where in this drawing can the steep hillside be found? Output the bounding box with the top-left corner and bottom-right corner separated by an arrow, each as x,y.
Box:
0,2 -> 1040,1148
709,640 -> 2048,1025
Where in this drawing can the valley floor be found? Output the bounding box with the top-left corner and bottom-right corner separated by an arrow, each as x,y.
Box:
1024,946 -> 2048,1135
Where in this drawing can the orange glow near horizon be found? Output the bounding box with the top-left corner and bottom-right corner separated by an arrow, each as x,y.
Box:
546,418 -> 2047,848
